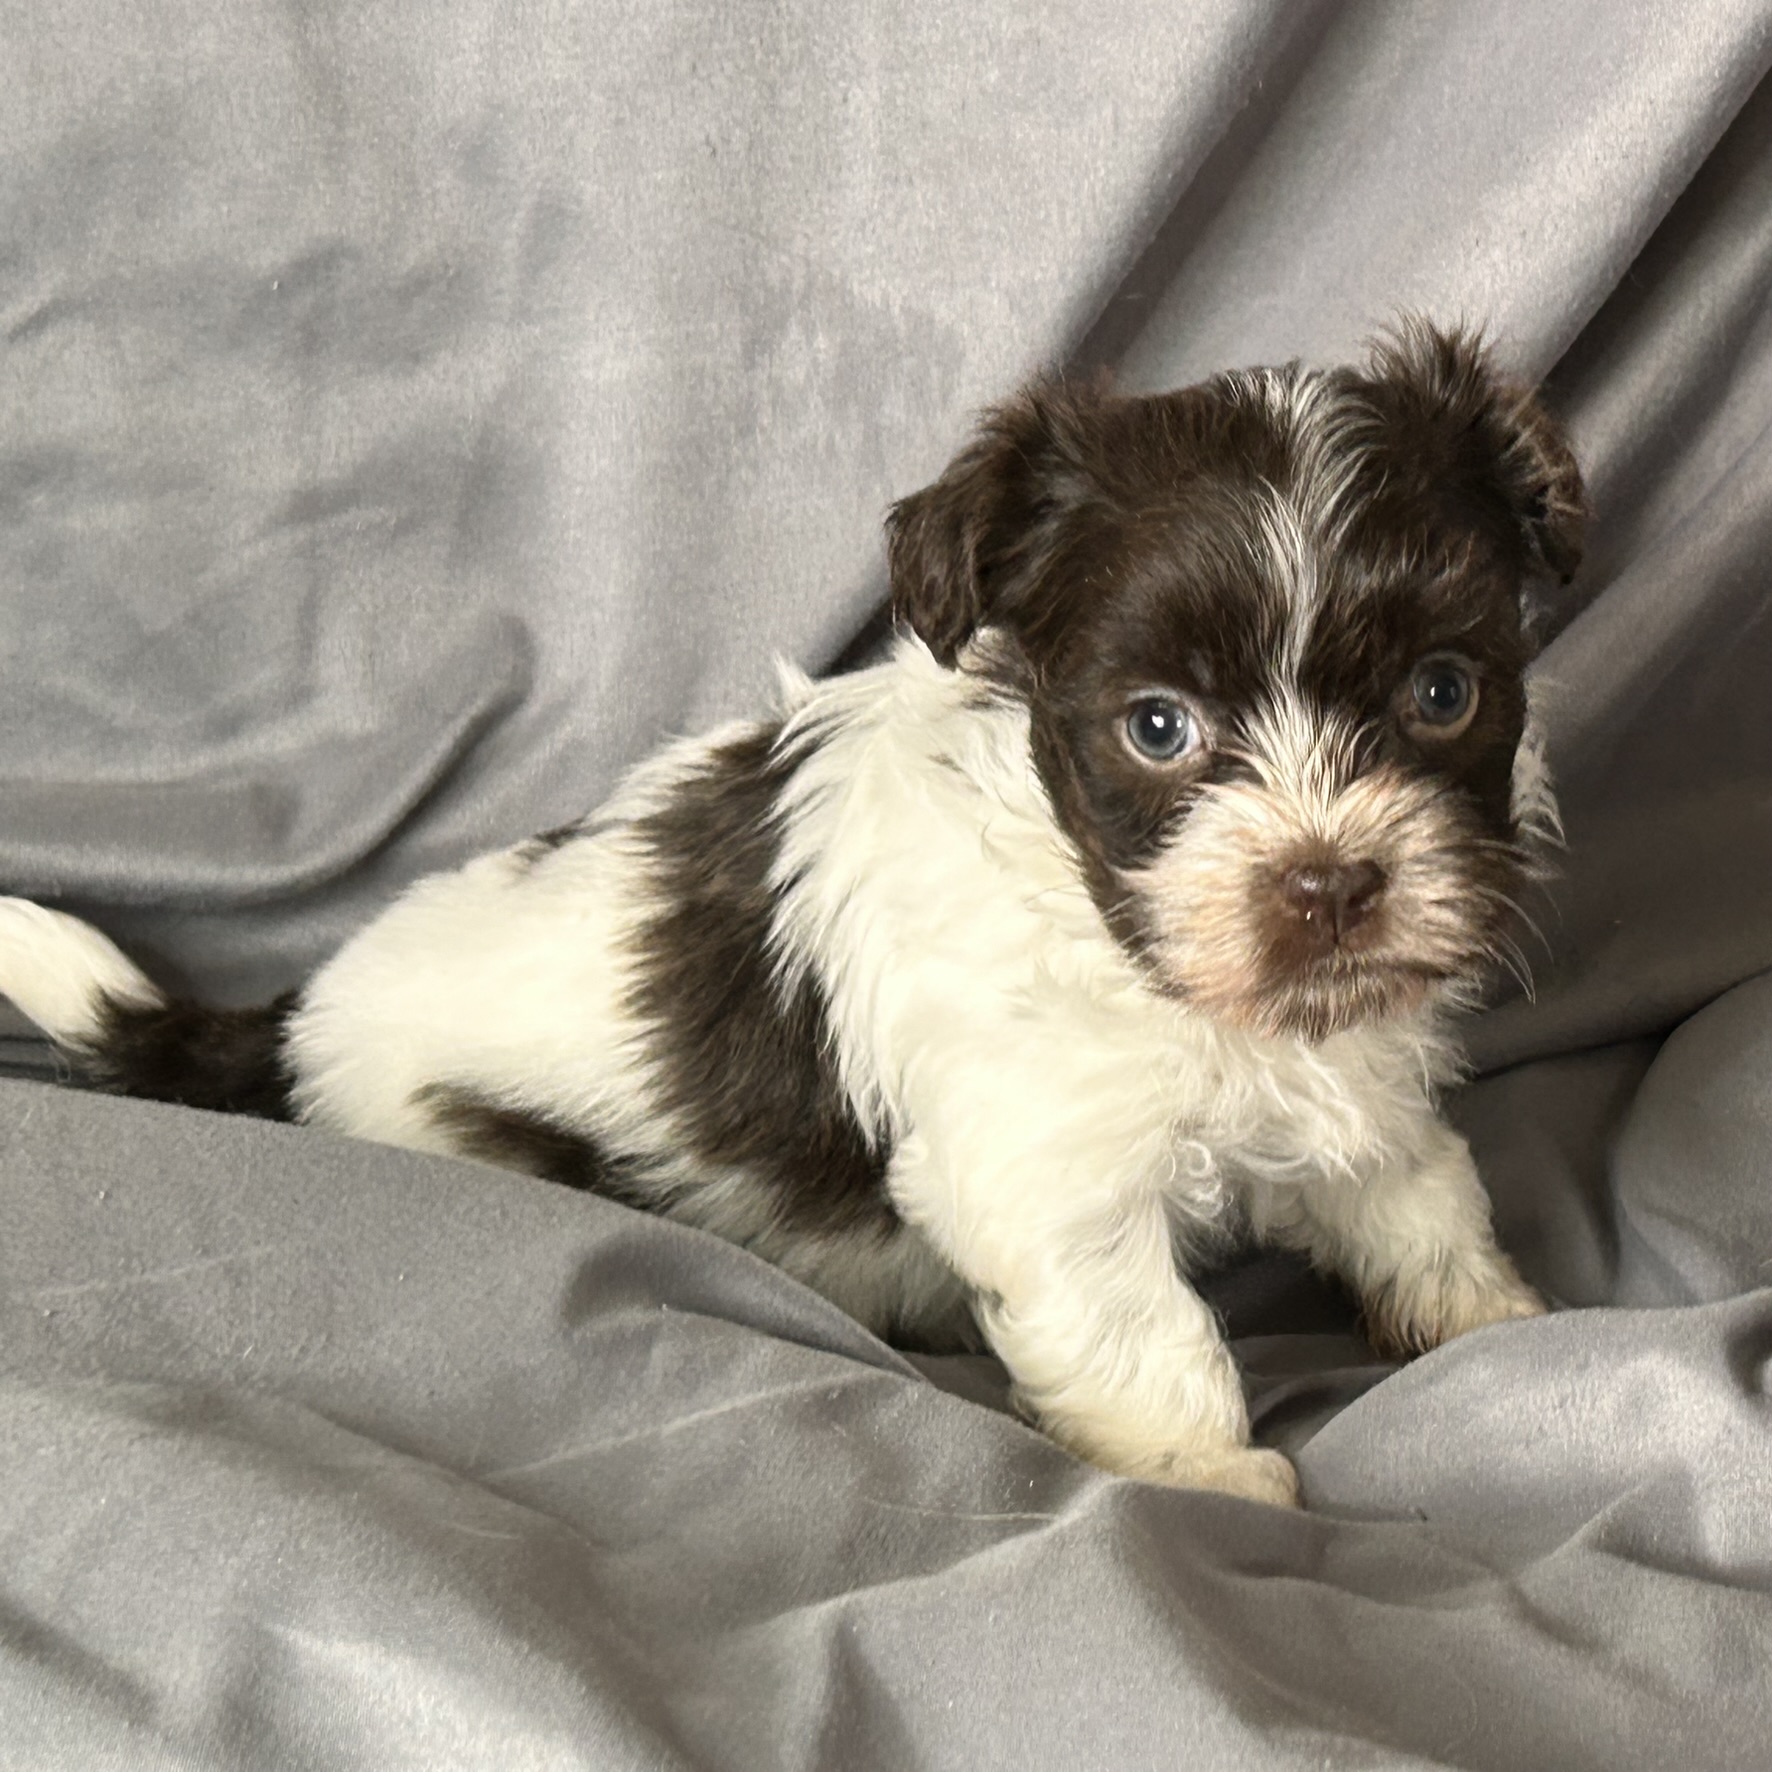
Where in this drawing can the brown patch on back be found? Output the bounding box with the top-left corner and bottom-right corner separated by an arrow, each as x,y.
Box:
626,727 -> 899,1242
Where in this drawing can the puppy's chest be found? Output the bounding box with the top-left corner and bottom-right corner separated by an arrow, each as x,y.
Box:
1144,1023 -> 1430,1194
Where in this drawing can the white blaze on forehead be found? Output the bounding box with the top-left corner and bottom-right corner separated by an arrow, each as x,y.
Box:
1249,489 -> 1318,679
1229,368 -> 1373,681
1277,368 -> 1371,545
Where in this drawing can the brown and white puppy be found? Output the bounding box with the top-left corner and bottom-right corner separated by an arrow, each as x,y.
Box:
0,321 -> 1582,1507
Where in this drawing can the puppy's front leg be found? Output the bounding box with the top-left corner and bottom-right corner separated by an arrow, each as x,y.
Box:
907,1157 -> 1298,1506
1276,1120 -> 1544,1358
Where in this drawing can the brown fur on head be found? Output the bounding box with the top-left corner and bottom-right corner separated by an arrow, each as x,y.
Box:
887,322 -> 1585,1040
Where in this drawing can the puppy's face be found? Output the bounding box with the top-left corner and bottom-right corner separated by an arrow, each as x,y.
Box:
889,324 -> 1584,1041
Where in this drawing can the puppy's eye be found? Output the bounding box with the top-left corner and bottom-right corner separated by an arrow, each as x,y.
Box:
1124,697 -> 1199,762
1406,656 -> 1478,736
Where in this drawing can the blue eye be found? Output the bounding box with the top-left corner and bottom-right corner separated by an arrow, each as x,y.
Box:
1409,656 -> 1477,730
1124,697 -> 1197,761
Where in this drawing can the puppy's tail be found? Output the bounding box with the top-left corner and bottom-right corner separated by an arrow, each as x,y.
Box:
0,898 -> 297,1120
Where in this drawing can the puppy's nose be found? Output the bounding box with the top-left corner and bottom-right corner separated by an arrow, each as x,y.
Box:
1279,859 -> 1387,947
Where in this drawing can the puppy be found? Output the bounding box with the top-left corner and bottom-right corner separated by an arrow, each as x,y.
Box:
0,321 -> 1582,1507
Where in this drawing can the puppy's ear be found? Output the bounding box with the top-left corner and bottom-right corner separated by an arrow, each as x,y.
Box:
886,381 -> 1104,666
1358,320 -> 1587,584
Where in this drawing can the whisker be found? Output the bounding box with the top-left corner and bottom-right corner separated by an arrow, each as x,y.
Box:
1487,935 -> 1537,1000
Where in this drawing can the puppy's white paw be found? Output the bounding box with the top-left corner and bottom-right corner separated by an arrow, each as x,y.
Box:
1059,1416 -> 1303,1506
1141,1443 -> 1301,1509
1365,1252 -> 1545,1358
1183,1445 -> 1302,1509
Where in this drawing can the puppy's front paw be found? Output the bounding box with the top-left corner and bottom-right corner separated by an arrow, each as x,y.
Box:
1365,1252 -> 1545,1359
1183,1445 -> 1302,1509
1063,1421 -> 1302,1506
1141,1443 -> 1301,1509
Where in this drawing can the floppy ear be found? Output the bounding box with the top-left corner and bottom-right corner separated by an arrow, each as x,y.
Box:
1358,320 -> 1587,584
886,380 -> 1105,667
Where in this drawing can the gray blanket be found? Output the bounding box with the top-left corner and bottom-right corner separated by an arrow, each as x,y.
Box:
4,3 -> 1772,1766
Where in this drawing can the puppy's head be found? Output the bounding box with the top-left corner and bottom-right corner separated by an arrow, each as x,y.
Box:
888,321 -> 1584,1041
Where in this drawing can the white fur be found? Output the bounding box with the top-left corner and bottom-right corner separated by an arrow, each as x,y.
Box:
0,636 -> 1541,1507
1230,366 -> 1374,677
0,899 -> 161,1045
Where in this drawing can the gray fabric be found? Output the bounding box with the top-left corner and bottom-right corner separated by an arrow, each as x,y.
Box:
4,2 -> 1772,1766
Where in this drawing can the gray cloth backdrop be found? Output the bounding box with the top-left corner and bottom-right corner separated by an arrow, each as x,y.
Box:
4,3 -> 1772,1766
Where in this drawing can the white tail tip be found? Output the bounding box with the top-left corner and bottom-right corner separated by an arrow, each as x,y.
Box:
0,898 -> 162,1048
